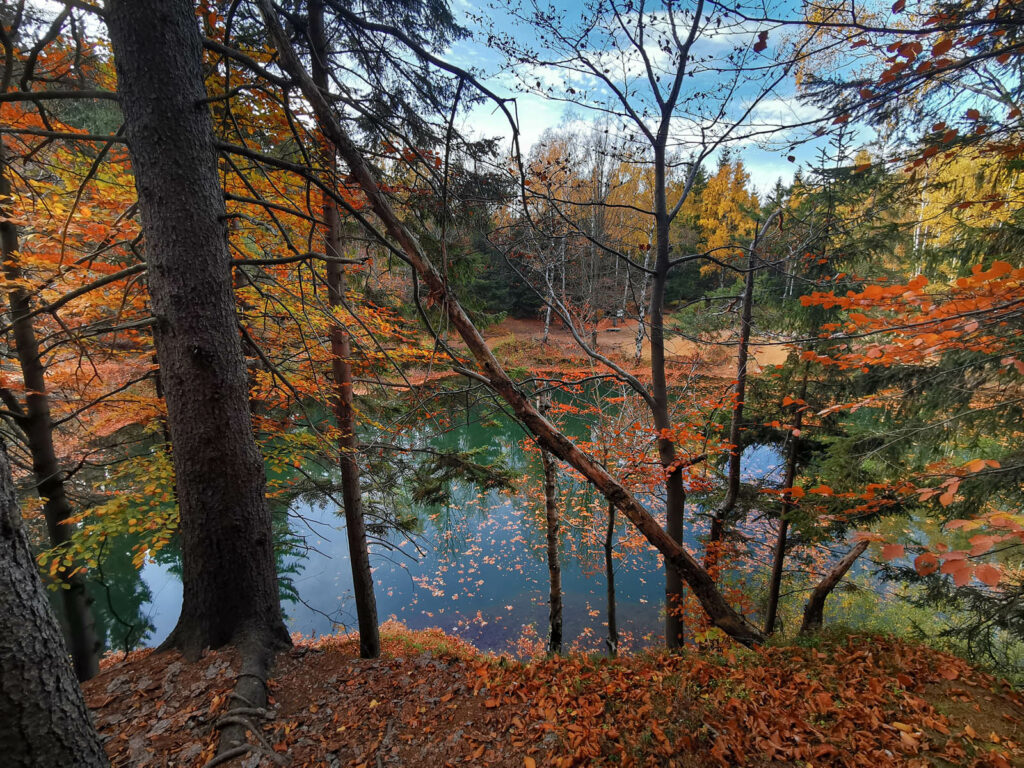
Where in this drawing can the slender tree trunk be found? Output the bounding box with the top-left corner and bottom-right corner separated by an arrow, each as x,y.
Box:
764,516 -> 789,636
536,393 -> 563,654
107,0 -> 289,659
706,250 -> 756,578
0,138 -> 99,681
650,145 -> 686,649
0,440 -> 109,768
634,238 -> 652,363
542,264 -> 553,343
800,542 -> 869,635
263,9 -> 764,645
312,0 -> 380,660
540,448 -> 562,654
764,369 -> 809,635
605,501 -> 618,657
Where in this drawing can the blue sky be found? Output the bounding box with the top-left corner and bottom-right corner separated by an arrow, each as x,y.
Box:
440,0 -> 837,196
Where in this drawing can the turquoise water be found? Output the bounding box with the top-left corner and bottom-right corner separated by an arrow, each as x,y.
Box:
78,400 -> 785,656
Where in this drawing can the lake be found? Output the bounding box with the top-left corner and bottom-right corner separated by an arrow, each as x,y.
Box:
76,397 -> 786,657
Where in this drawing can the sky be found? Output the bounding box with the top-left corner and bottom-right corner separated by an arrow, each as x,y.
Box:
439,0 -> 836,197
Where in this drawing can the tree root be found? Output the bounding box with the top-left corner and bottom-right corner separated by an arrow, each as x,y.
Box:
203,639 -> 287,767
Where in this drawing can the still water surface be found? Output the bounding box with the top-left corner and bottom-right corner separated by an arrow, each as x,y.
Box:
81,407 -> 783,656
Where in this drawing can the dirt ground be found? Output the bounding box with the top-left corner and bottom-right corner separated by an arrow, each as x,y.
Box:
483,316 -> 790,378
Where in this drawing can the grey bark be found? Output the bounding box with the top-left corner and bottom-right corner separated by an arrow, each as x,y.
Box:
540,448 -> 563,655
650,143 -> 687,649
312,0 -> 380,659
605,501 -> 618,657
764,367 -> 809,636
106,0 -> 289,658
706,249 -> 756,577
800,541 -> 870,635
537,394 -> 563,654
0,440 -> 109,768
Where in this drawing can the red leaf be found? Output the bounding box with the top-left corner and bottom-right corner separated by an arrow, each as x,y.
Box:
914,552 -> 939,575
974,563 -> 1001,586
882,543 -> 906,560
953,565 -> 973,586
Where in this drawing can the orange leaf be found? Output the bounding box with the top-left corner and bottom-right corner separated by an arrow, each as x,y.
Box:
882,543 -> 905,560
964,458 -> 989,473
915,552 -> 939,575
525,759 -> 537,768
974,563 -> 1001,586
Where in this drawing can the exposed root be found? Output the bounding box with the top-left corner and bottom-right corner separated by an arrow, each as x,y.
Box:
205,637 -> 288,767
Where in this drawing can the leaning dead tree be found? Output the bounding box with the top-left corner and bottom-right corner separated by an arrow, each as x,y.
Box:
256,0 -> 766,646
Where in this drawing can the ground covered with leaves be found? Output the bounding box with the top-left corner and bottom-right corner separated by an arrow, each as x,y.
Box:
83,623 -> 1023,767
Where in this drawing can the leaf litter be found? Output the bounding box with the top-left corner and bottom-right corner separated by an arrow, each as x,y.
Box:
83,625 -> 1023,767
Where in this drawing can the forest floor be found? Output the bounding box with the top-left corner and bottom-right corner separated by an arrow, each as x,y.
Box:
402,316 -> 788,389
84,622 -> 1023,768
483,317 -> 790,377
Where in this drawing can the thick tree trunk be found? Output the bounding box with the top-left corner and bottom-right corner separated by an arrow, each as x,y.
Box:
312,0 -> 380,660
0,440 -> 109,768
800,542 -> 869,635
540,447 -> 563,654
0,139 -> 99,681
605,501 -> 618,658
262,6 -> 764,646
706,251 -> 756,578
107,0 -> 289,659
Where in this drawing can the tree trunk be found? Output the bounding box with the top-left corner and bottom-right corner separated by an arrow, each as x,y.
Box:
605,501 -> 618,658
107,0 -> 289,659
764,369 -> 809,636
0,440 -> 109,768
633,239 -> 652,363
763,516 -> 789,636
706,251 -> 756,578
650,145 -> 686,649
0,136 -> 99,681
312,0 -> 380,660
800,541 -> 869,635
540,447 -> 563,654
262,6 -> 764,646
536,393 -> 563,654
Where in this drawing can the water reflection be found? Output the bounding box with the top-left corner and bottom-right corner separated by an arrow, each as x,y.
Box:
84,401 -> 785,654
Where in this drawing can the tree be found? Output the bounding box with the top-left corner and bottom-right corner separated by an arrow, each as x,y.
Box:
484,0 -> 820,647
309,0 -> 381,659
256,0 -> 765,646
105,0 -> 289,661
0,438 -> 108,768
0,6 -> 105,681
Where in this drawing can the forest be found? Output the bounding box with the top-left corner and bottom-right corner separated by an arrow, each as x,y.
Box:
0,0 -> 1022,766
